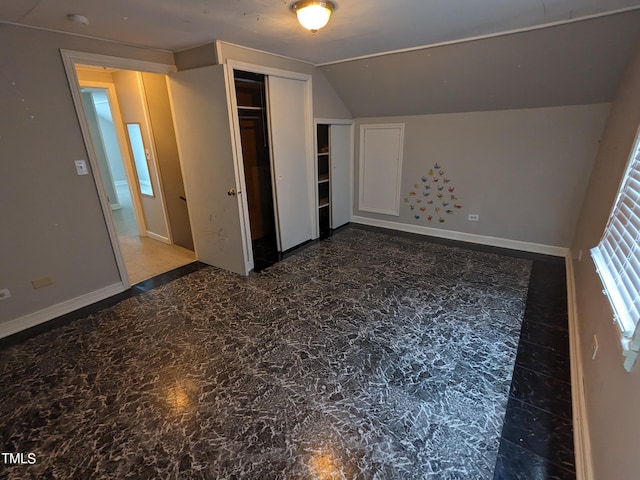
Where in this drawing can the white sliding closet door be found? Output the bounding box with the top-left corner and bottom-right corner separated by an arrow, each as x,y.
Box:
267,76 -> 313,251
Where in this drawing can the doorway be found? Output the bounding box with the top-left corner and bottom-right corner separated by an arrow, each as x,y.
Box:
233,71 -> 279,271
76,65 -> 195,285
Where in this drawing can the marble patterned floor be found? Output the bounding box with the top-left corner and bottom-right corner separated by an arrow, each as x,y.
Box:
0,227 -> 570,479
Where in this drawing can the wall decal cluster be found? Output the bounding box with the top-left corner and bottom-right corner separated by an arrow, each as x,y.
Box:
404,163 -> 462,223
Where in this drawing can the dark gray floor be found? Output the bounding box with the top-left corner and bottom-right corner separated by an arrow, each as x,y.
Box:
493,261 -> 575,480
0,227 -> 573,479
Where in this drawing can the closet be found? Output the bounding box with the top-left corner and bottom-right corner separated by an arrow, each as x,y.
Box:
168,63 -> 315,276
233,71 -> 278,270
316,122 -> 353,237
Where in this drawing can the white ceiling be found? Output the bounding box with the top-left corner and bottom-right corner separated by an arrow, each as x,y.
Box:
1,0 -> 640,64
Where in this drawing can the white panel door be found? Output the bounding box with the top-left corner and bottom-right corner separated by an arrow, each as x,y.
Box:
330,124 -> 352,228
359,124 -> 404,216
168,65 -> 251,275
267,76 -> 313,251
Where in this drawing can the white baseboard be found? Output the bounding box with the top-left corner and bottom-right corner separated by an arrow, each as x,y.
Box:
147,231 -> 170,244
114,180 -> 128,186
352,215 -> 568,257
110,202 -> 122,211
566,255 -> 594,480
0,283 -> 126,340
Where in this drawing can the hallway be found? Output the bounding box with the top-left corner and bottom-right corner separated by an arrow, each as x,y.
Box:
112,182 -> 195,285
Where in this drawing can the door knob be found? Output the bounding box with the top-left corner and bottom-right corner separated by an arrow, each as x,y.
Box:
227,188 -> 236,196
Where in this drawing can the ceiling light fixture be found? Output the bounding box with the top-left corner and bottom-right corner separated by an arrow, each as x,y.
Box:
291,1 -> 335,33
67,14 -> 89,26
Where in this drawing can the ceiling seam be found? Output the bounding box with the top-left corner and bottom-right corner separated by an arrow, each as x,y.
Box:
16,0 -> 43,23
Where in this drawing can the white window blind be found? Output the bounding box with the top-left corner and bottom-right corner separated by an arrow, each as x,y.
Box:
591,133 -> 640,371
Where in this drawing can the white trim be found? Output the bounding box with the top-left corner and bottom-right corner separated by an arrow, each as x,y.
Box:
314,118 -> 354,125
215,41 -> 224,66
1,21 -> 173,54
114,180 -> 128,186
316,6 -> 640,66
225,59 -> 312,82
216,40 -> 315,67
146,231 -> 170,244
359,123 -> 404,216
60,50 -> 176,74
314,118 -> 355,230
110,203 -> 122,210
352,215 -> 568,256
0,283 -> 126,340
566,255 -> 595,480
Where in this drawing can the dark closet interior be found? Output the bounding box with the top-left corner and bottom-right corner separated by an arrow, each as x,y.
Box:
234,71 -> 280,271
316,123 -> 331,238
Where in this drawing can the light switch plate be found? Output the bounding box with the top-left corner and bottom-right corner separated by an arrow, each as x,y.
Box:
74,160 -> 89,175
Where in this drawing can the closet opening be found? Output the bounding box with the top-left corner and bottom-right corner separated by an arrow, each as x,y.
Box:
234,70 -> 279,271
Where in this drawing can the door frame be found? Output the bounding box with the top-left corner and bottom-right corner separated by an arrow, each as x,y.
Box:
78,80 -> 147,237
61,49 -> 176,287
224,60 -> 317,246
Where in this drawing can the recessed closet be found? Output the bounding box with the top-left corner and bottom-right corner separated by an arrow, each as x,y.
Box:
316,121 -> 353,237
233,71 -> 278,270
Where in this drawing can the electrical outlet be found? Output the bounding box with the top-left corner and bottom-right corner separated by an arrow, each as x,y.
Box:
468,214 -> 479,221
592,334 -> 599,360
32,276 -> 53,289
0,288 -> 10,300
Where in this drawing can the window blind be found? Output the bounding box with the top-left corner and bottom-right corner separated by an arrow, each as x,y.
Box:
591,136 -> 640,353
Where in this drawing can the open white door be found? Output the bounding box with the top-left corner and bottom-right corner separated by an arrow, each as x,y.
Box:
168,65 -> 251,275
267,76 -> 314,251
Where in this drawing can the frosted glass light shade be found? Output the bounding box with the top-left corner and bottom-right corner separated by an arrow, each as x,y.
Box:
293,1 -> 335,32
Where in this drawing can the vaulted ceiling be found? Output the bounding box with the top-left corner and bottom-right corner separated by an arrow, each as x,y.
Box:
1,0 -> 639,65
319,9 -> 640,116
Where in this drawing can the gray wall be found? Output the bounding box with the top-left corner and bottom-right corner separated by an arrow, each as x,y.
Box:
141,72 -> 194,251
570,46 -> 640,479
93,90 -> 127,184
0,23 -> 173,324
355,104 -> 610,248
112,70 -> 169,239
176,42 -> 353,120
320,10 -> 640,118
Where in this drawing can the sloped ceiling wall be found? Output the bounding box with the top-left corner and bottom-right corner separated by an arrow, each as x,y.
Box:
319,10 -> 640,118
